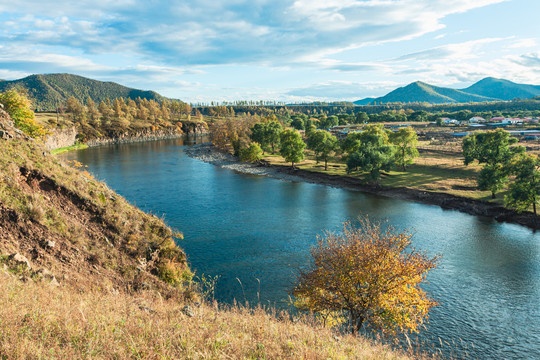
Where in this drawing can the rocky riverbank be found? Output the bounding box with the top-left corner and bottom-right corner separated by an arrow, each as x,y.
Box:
186,143 -> 539,230
86,132 -> 185,147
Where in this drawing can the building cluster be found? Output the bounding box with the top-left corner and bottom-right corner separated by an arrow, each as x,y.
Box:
441,116 -> 540,126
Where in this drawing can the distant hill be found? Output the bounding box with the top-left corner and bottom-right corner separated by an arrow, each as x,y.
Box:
461,77 -> 540,101
353,97 -> 376,106
354,78 -> 540,105
0,73 -> 165,111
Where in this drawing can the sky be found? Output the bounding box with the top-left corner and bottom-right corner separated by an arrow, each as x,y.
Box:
1,0 -> 539,103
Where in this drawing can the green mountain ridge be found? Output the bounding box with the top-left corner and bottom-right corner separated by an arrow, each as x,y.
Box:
0,73 -> 165,111
355,78 -> 540,105
462,77 -> 540,101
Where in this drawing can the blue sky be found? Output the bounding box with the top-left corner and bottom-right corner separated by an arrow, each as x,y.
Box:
1,0 -> 539,103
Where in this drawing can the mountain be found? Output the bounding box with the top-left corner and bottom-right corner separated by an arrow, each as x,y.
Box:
461,77 -> 540,101
354,78 -> 540,105
354,81 -> 496,105
353,97 -> 376,105
0,73 -> 165,111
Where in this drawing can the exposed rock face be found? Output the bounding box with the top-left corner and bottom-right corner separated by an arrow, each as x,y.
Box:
182,121 -> 209,135
0,108 -> 31,141
85,128 -> 185,147
0,108 -> 14,140
43,126 -> 77,150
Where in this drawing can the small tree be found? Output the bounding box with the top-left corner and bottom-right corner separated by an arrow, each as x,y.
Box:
266,121 -> 283,154
306,130 -> 338,171
292,218 -> 438,336
239,142 -> 263,163
478,164 -> 507,199
250,121 -> 283,154
250,123 -> 270,153
0,89 -> 48,138
280,129 -> 306,168
462,129 -> 524,198
462,129 -> 523,166
346,133 -> 395,180
355,111 -> 369,124
389,126 -> 419,171
505,154 -> 540,216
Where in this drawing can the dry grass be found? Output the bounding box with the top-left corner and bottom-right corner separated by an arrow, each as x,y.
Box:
0,273 -> 415,360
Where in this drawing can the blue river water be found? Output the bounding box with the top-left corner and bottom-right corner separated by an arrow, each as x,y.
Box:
61,138 -> 540,359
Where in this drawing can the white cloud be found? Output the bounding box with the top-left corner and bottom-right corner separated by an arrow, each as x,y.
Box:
508,38 -> 538,49
393,38 -> 510,62
0,0 -> 506,66
2,0 -> 536,102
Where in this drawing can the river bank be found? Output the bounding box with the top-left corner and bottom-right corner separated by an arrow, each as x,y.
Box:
186,143 -> 539,230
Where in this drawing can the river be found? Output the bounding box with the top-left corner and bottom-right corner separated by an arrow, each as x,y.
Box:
61,138 -> 540,360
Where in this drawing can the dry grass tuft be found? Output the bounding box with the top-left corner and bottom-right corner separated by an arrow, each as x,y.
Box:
0,273 -> 415,360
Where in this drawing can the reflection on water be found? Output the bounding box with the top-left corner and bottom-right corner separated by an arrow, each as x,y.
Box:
61,138 -> 540,360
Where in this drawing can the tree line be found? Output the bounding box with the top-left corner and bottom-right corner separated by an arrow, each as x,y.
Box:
196,97 -> 540,120
211,116 -> 420,179
60,96 -> 199,140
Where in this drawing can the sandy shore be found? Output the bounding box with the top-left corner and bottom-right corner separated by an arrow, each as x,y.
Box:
185,143 -> 539,230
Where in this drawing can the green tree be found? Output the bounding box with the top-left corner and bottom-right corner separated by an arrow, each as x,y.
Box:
505,154 -> 540,216
409,110 -> 428,122
0,89 -> 47,138
250,121 -> 283,154
250,123 -> 270,153
280,129 -> 306,168
290,116 -> 305,130
463,129 -> 523,166
239,142 -> 263,163
355,111 -> 369,124
319,115 -> 339,129
389,127 -> 419,171
462,129 -> 524,198
340,132 -> 363,155
306,130 -> 338,171
346,132 -> 395,180
478,164 -> 508,199
266,121 -> 283,153
363,124 -> 389,143
292,218 -> 438,336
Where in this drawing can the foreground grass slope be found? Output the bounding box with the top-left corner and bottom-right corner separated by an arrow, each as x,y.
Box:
0,274 -> 412,359
0,109 -> 413,359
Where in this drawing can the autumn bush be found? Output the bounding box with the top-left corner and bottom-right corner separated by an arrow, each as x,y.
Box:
293,218 -> 439,337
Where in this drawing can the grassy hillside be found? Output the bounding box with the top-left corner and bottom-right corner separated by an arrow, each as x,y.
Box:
0,109 -> 414,359
0,73 -> 165,111
462,77 -> 540,100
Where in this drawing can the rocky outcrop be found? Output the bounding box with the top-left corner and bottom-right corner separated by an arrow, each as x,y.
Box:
0,107 -> 30,141
8,253 -> 32,269
43,126 -> 77,150
85,128 -> 185,147
181,121 -> 209,135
